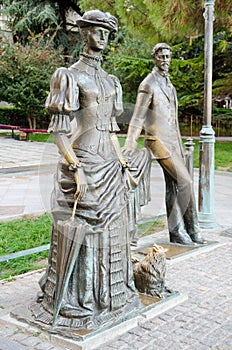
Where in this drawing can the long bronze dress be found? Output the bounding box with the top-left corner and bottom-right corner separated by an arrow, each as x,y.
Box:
31,54 -> 150,330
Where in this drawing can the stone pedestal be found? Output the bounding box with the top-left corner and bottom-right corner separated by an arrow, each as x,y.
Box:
9,292 -> 186,350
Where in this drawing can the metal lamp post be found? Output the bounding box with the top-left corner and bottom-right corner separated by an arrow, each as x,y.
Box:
198,0 -> 217,228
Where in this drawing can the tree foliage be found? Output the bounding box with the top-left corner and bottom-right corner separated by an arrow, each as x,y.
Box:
79,0 -> 232,43
0,31 -> 65,128
81,0 -> 232,121
103,26 -> 231,121
0,0 -> 82,51
0,0 -> 231,124
103,31 -> 205,119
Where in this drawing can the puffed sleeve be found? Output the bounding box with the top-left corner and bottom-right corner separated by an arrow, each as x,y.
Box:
45,67 -> 80,134
109,74 -> 123,132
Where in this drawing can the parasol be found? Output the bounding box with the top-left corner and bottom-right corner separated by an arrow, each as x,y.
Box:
52,195 -> 86,328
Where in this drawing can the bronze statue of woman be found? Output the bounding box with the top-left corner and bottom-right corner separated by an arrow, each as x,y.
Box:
31,10 -> 150,331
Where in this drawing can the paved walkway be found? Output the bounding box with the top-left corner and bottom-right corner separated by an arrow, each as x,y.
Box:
0,137 -> 58,221
0,136 -> 232,350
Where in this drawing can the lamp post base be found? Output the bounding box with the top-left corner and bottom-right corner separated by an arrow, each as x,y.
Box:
198,212 -> 217,229
198,125 -> 217,229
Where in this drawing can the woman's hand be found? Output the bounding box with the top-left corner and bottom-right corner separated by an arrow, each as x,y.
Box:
73,167 -> 87,200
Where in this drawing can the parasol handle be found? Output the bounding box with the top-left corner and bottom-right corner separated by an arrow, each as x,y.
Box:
71,197 -> 78,221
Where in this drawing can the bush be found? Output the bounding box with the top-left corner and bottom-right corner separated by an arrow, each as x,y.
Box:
0,31 -> 65,129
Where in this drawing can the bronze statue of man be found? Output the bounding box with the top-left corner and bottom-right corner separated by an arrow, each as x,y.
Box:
125,43 -> 206,245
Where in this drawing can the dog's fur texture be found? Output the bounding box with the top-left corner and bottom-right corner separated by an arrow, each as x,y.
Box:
132,244 -> 166,298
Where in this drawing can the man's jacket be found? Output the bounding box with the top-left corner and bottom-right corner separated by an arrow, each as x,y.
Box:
128,67 -> 184,159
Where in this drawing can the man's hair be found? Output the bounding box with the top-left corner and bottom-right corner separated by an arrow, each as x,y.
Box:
151,43 -> 172,58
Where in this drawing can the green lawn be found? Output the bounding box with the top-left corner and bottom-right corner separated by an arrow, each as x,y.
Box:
0,215 -> 52,280
29,133 -> 53,142
214,142 -> 232,171
138,219 -> 166,238
0,132 -> 52,142
183,139 -> 232,172
0,214 -> 166,280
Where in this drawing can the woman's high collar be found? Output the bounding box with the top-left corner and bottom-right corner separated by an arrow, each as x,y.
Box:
80,52 -> 103,68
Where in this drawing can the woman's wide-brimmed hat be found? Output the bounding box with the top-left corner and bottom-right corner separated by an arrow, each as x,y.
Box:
77,9 -> 118,35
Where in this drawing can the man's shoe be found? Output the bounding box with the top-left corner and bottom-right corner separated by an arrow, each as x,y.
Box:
190,232 -> 207,245
170,232 -> 193,245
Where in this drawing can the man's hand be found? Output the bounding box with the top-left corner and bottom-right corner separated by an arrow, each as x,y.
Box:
123,138 -> 138,152
122,139 -> 138,163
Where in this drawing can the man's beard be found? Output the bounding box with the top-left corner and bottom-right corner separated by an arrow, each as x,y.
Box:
161,63 -> 169,71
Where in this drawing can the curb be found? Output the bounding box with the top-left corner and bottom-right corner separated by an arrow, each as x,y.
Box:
0,163 -> 57,175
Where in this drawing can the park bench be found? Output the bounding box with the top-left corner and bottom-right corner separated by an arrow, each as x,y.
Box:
0,124 -> 20,138
19,128 -> 48,141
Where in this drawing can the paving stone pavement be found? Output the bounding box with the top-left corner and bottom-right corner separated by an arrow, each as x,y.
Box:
0,136 -> 232,349
0,231 -> 231,350
0,136 -> 58,170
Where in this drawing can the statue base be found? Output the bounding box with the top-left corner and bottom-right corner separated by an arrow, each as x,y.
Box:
9,291 -> 186,350
133,240 -> 220,261
131,227 -> 220,260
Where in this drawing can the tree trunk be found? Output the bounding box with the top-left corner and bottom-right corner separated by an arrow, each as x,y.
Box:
27,115 -> 37,129
32,116 -> 36,130
27,116 -> 33,129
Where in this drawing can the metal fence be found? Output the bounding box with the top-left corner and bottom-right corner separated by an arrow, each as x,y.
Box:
179,115 -> 232,137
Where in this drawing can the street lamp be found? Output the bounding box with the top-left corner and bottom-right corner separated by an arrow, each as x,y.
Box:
198,0 -> 217,228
